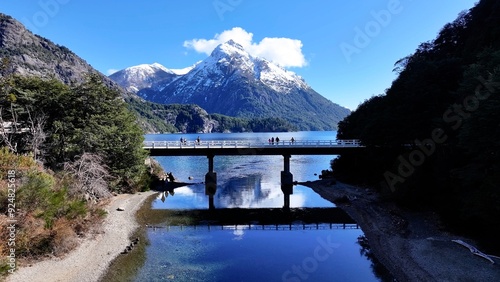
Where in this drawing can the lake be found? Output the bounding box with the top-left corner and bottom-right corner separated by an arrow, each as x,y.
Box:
132,131 -> 392,281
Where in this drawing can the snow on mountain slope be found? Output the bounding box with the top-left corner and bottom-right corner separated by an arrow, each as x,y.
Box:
109,63 -> 180,93
194,40 -> 309,93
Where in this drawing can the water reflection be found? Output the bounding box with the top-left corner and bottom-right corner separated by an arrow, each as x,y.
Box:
357,236 -> 395,281
134,226 -> 382,282
150,154 -> 335,209
217,174 -> 269,207
151,174 -> 327,210
156,190 -> 174,203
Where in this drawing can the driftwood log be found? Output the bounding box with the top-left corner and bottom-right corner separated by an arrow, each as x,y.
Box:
452,239 -> 496,264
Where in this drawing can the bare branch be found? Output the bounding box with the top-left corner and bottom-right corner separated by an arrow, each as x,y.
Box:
25,106 -> 47,161
0,107 -> 18,153
64,153 -> 113,203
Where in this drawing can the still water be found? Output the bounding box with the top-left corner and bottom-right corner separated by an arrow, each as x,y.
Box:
134,132 -> 390,281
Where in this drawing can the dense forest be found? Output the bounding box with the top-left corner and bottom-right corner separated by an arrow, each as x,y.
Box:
126,97 -> 298,133
333,0 -> 500,250
0,68 -> 153,273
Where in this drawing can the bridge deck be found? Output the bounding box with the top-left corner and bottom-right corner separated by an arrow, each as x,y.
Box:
144,139 -> 364,156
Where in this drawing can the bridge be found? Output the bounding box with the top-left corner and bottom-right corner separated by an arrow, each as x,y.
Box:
143,139 -> 363,156
143,139 -> 364,209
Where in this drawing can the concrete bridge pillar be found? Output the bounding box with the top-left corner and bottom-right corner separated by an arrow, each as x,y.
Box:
205,155 -> 217,210
281,154 -> 293,209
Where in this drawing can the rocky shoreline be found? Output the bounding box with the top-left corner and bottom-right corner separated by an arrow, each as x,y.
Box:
301,179 -> 500,281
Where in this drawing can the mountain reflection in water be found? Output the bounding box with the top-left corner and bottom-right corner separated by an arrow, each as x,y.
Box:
152,171 -> 331,210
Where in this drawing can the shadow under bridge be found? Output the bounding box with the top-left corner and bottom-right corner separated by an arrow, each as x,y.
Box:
145,207 -> 358,231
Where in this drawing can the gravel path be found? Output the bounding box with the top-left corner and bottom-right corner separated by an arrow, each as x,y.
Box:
7,191 -> 155,282
302,180 -> 500,282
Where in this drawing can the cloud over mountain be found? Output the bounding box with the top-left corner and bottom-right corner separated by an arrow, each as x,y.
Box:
183,27 -> 307,68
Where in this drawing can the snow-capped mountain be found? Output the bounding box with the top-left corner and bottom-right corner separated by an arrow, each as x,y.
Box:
110,40 -> 350,130
109,63 -> 195,93
160,40 -> 310,99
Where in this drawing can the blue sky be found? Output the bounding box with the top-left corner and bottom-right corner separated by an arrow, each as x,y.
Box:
2,0 -> 478,110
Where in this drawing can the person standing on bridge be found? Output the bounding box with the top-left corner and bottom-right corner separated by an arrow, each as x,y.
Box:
271,137 -> 275,144
196,136 -> 201,144
291,137 -> 295,144
276,137 -> 280,144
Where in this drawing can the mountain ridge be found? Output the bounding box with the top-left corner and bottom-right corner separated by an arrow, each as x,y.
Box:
111,40 -> 350,130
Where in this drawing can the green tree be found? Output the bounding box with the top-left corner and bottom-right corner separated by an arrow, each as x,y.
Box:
1,74 -> 148,191
52,74 -> 147,190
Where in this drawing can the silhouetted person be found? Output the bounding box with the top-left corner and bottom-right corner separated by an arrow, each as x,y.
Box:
271,137 -> 275,144
167,172 -> 175,182
276,137 -> 280,144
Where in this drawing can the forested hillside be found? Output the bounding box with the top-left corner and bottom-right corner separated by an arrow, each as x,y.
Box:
127,97 -> 298,133
333,0 -> 500,249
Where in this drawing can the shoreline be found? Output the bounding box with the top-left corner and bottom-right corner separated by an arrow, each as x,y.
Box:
301,179 -> 500,281
7,191 -> 155,282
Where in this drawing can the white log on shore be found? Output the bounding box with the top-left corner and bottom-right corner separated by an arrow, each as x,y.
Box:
452,239 -> 495,264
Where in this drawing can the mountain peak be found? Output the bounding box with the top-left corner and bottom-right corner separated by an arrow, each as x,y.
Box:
211,40 -> 248,58
225,39 -> 244,49
110,63 -> 181,93
124,63 -> 172,75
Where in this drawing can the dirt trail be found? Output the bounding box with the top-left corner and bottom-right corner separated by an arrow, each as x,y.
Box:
7,191 -> 155,282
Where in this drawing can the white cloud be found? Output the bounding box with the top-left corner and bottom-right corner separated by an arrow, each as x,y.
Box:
183,27 -> 307,68
107,68 -> 119,75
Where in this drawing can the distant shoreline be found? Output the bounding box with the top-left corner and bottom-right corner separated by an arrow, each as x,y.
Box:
302,180 -> 500,281
7,191 -> 155,282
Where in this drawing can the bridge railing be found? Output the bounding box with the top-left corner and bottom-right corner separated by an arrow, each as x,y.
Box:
147,223 -> 359,231
143,139 -> 362,149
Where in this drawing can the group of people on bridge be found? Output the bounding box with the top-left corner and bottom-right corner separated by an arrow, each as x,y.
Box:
268,137 -> 294,145
180,136 -> 202,144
